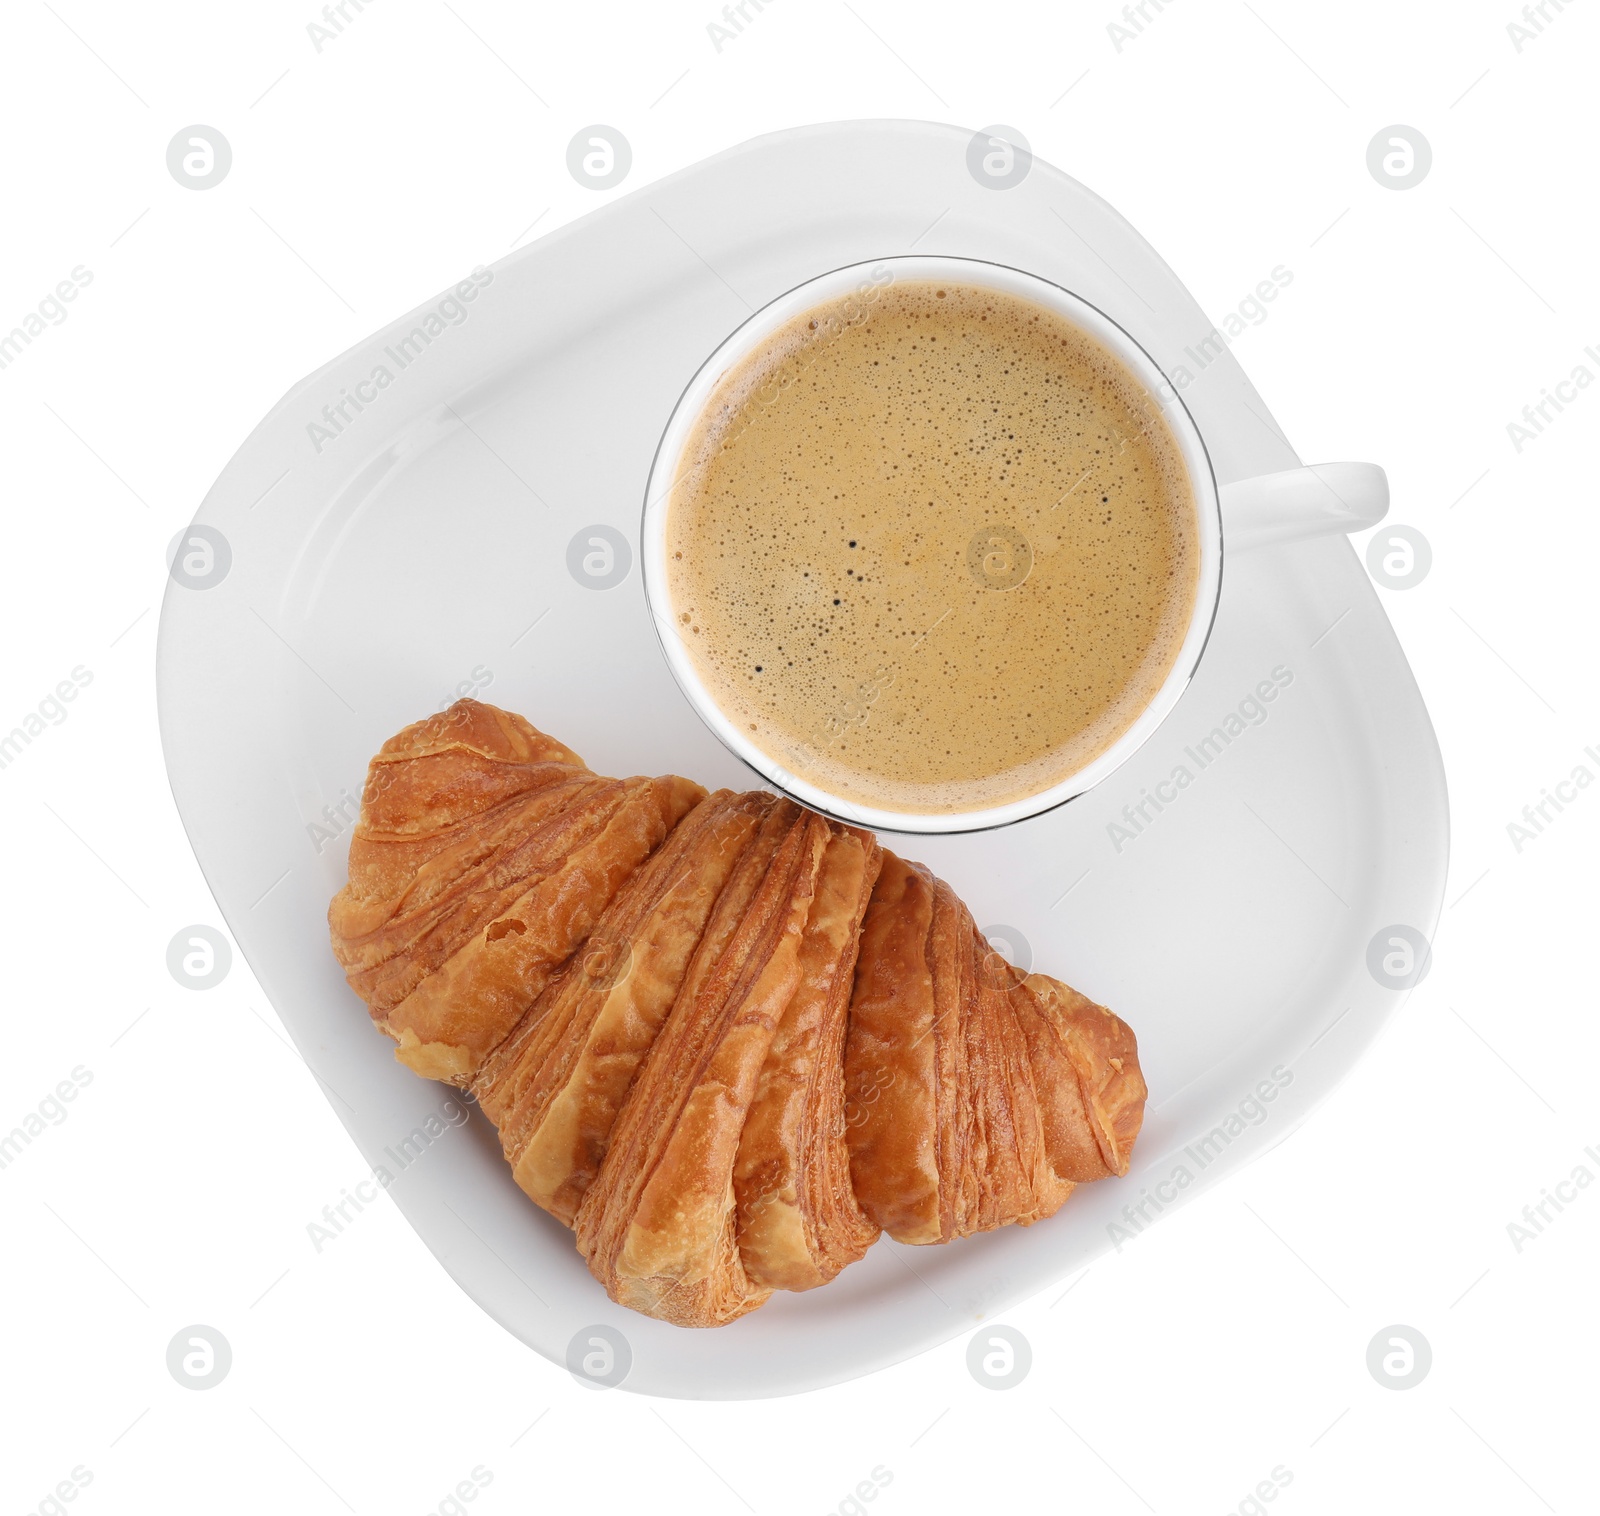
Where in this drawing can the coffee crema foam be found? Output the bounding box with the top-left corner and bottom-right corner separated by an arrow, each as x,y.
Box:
664,278 -> 1201,816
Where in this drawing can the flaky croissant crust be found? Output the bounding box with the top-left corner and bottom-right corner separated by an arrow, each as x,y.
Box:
329,701 -> 1146,1327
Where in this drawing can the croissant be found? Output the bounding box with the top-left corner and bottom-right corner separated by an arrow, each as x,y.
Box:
330,701 -> 1146,1327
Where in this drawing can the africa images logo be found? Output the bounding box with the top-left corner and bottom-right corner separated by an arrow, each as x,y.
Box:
304,267 -> 494,453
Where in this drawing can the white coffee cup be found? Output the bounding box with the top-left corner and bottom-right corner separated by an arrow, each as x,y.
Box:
641,255 -> 1387,835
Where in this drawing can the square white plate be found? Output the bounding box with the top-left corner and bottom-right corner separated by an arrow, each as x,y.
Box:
157,120 -> 1448,1398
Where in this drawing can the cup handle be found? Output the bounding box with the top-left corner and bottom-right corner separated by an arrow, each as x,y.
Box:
1218,462 -> 1389,553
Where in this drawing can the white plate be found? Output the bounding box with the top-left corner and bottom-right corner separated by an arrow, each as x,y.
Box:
157,120 -> 1449,1399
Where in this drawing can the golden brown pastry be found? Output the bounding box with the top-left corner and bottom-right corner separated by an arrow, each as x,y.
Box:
576,799 -> 829,1325
733,823 -> 882,1294
329,700 -> 1146,1327
473,789 -> 771,1225
329,702 -> 702,1084
844,853 -> 1145,1245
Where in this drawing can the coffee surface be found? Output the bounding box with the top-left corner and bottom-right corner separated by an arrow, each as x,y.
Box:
664,277 -> 1200,815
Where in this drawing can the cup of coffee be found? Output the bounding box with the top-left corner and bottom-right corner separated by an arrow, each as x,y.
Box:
641,255 -> 1386,834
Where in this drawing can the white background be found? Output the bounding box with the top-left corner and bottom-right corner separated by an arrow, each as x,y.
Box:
2,2 -> 1597,1513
